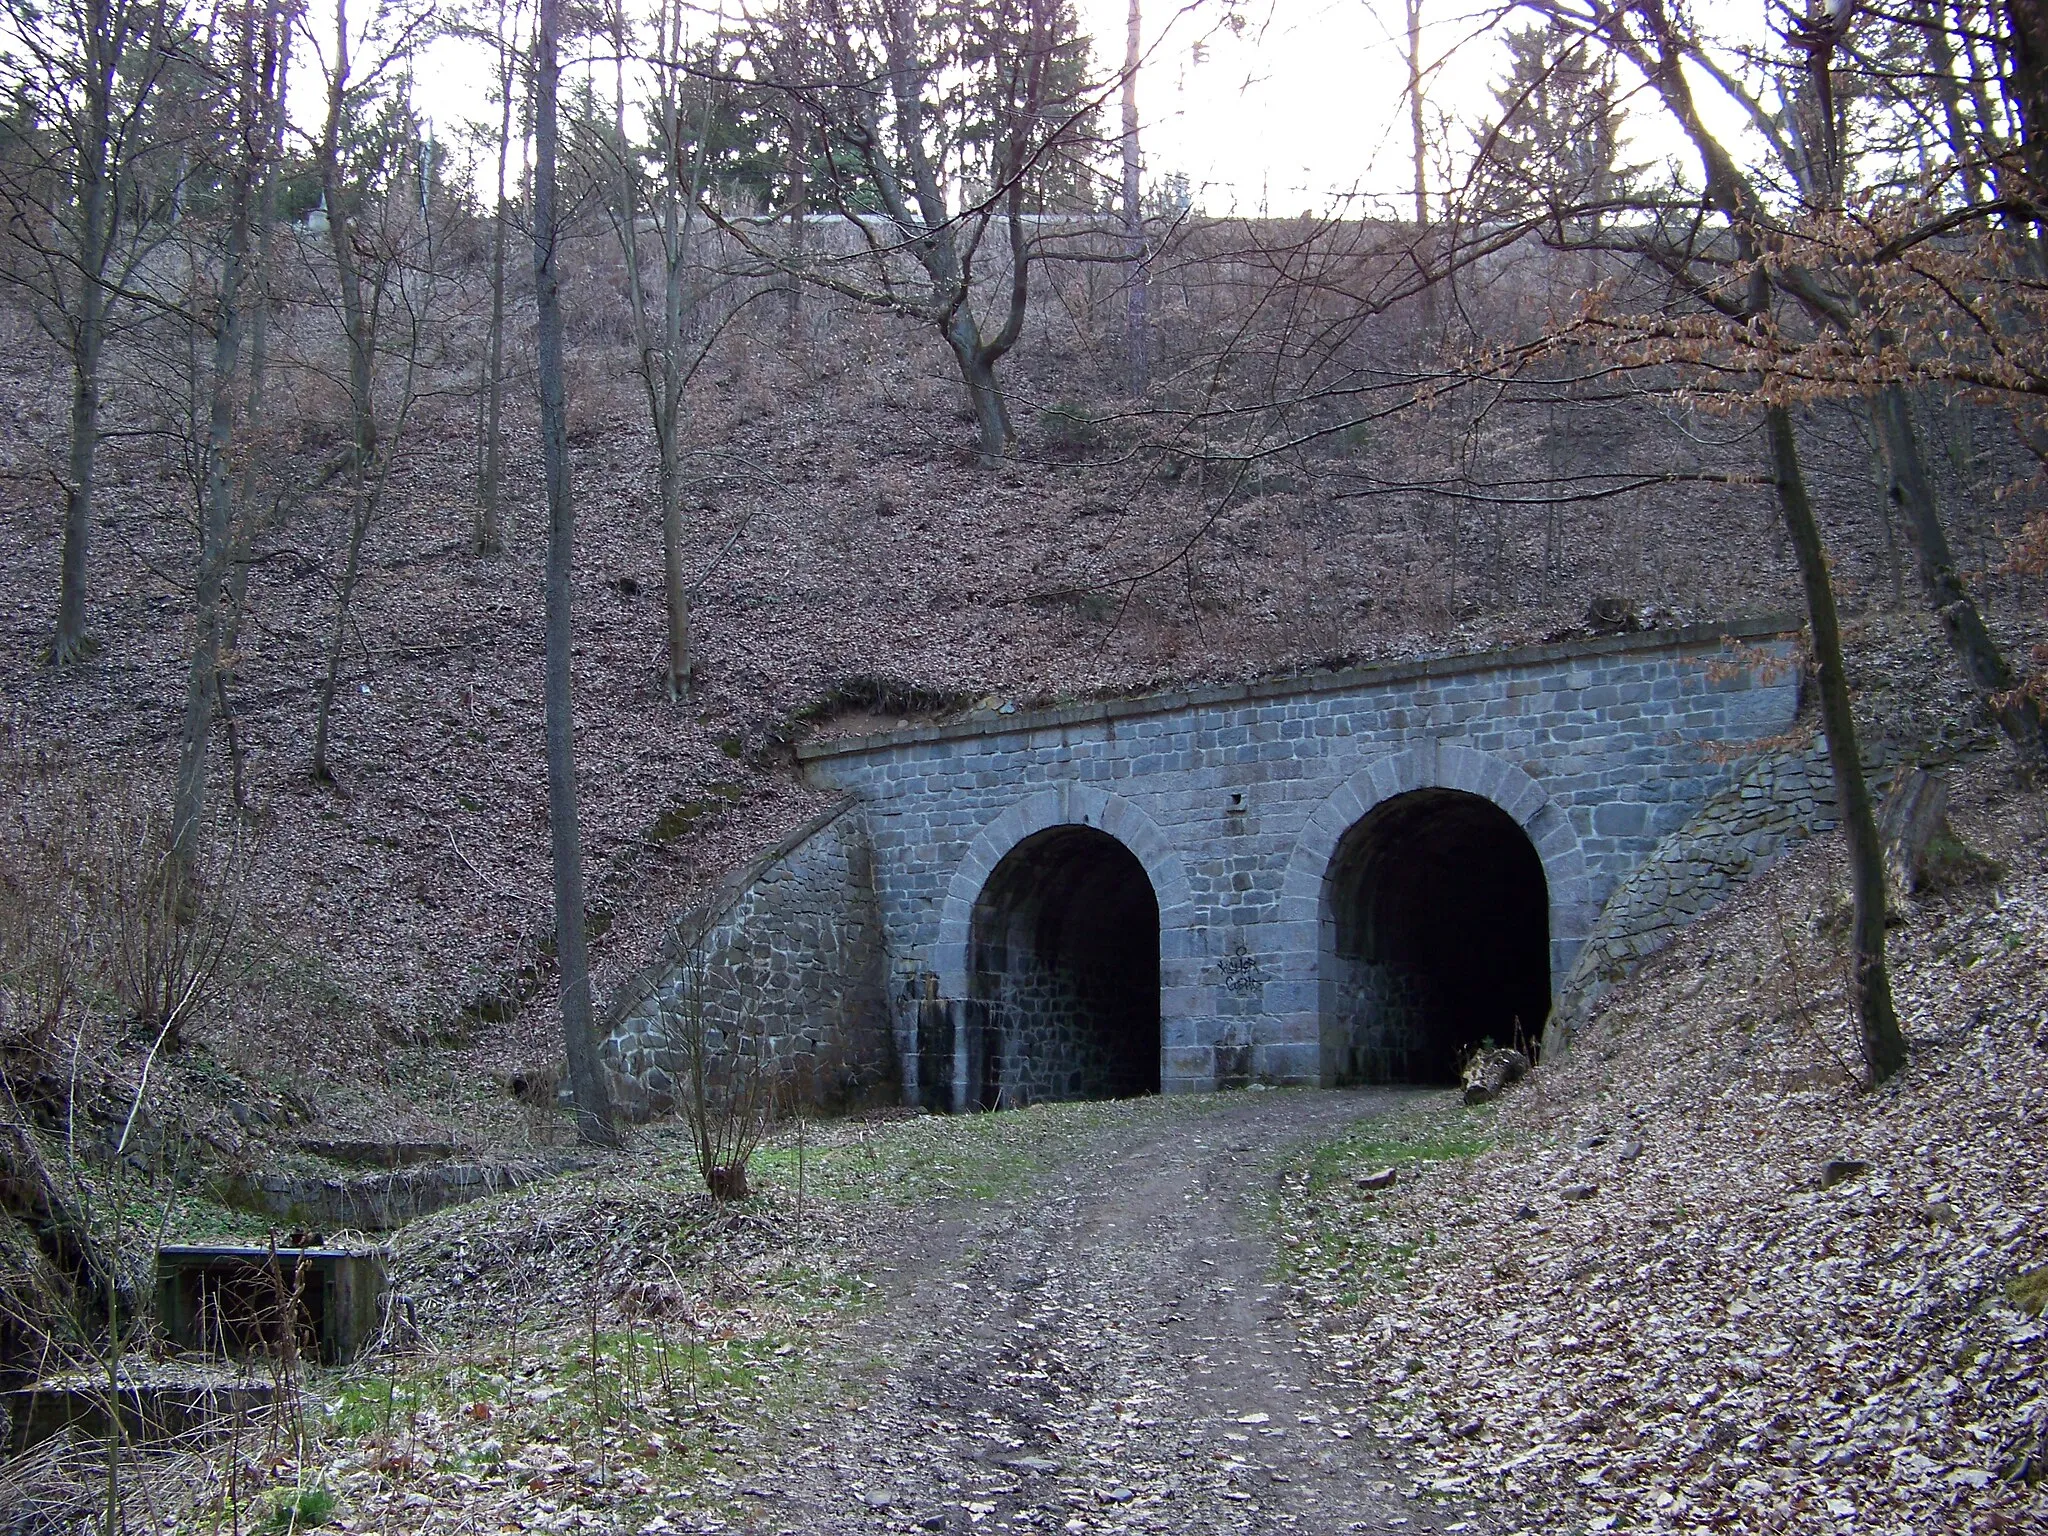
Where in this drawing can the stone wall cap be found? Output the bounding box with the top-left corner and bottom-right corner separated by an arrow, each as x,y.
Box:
596,796 -> 863,1033
796,614 -> 1800,764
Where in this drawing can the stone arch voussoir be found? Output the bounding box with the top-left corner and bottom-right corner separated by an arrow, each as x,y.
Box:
935,786 -> 1197,1002
1281,743 -> 1594,952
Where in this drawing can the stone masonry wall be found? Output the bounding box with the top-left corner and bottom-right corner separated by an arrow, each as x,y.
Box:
602,803 -> 896,1120
1330,959 -> 1434,1084
797,617 -> 1806,1096
1550,735 -> 1896,1035
980,964 -> 1116,1106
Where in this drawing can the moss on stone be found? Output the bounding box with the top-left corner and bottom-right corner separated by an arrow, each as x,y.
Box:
648,782 -> 746,843
2006,1266 -> 2048,1317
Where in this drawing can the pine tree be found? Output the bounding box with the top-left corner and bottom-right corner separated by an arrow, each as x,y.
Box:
1471,22 -> 1637,234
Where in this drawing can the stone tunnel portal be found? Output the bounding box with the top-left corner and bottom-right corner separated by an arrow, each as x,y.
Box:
967,826 -> 1162,1109
1323,788 -> 1550,1084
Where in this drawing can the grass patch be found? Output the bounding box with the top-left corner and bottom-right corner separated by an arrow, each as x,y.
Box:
1278,1097 -> 1492,1305
1298,1100 -> 1494,1196
753,1094 -> 1232,1206
262,1484 -> 337,1532
1918,826 -> 2007,895
306,1268 -> 861,1530
647,783 -> 745,843
130,1187 -> 281,1245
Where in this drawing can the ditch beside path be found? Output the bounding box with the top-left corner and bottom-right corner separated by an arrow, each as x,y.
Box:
742,1088 -> 1476,1536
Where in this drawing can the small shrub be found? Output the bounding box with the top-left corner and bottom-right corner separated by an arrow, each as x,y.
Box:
1916,826 -> 2006,895
666,916 -> 780,1201
0,716 -> 246,1065
501,1062 -> 561,1107
1038,402 -> 1100,459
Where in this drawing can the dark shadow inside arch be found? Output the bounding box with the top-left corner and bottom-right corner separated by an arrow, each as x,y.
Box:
1322,788 -> 1550,1085
967,826 -> 1161,1110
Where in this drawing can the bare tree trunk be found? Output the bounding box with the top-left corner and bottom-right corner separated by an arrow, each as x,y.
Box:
49,4 -> 119,666
1406,0 -> 1427,230
1866,384 -> 2045,758
947,311 -> 1014,468
2004,0 -> 2048,188
310,499 -> 371,782
309,0 -> 397,782
536,0 -> 617,1147
171,1 -> 275,886
618,0 -> 694,700
783,121 -> 806,337
1766,404 -> 1907,1086
476,0 -> 515,556
1920,0 -> 1985,202
777,25 -> 807,340
170,234 -> 249,885
656,109 -> 695,702
54,305 -> 104,665
1878,765 -> 1949,902
1120,0 -> 1146,396
657,389 -> 690,698
1405,0 -> 1436,335
218,21 -> 292,811
479,204 -> 510,553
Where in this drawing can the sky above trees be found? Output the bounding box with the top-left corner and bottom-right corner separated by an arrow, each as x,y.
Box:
352,0 -> 1780,214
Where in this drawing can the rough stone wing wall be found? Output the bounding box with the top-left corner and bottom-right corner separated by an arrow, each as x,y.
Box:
602,803 -> 896,1121
1553,736 -> 1852,1029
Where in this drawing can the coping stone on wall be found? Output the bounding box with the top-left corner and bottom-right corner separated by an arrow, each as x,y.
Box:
598,796 -> 864,1045
795,615 -> 1801,764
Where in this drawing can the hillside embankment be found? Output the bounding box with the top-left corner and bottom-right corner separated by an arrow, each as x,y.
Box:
7,225 -> 2031,1141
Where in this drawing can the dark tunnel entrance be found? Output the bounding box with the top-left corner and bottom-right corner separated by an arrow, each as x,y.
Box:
968,826 -> 1161,1109
1322,788 -> 1550,1085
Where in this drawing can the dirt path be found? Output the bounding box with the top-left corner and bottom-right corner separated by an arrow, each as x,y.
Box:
735,1089 -> 1470,1535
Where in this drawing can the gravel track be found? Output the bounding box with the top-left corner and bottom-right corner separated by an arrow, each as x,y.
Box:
741,1089 -> 1464,1535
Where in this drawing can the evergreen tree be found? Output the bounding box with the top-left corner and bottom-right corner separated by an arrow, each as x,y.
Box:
1471,21 -> 1636,234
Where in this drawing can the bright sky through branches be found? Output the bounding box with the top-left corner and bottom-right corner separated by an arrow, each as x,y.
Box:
360,0 -> 1752,213
1096,0 -> 1744,214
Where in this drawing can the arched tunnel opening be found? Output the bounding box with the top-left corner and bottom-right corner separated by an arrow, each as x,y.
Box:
1323,788 -> 1550,1085
968,825 -> 1161,1109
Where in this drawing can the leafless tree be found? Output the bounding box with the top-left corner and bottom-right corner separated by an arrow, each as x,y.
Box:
168,0 -> 289,888
465,0 -> 529,556
305,0 -> 446,783
0,0 -> 188,663
590,0 -> 733,700
724,0 -> 1107,466
1512,1 -> 2043,764
1119,0 -> 1146,394
535,0 -> 618,1146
